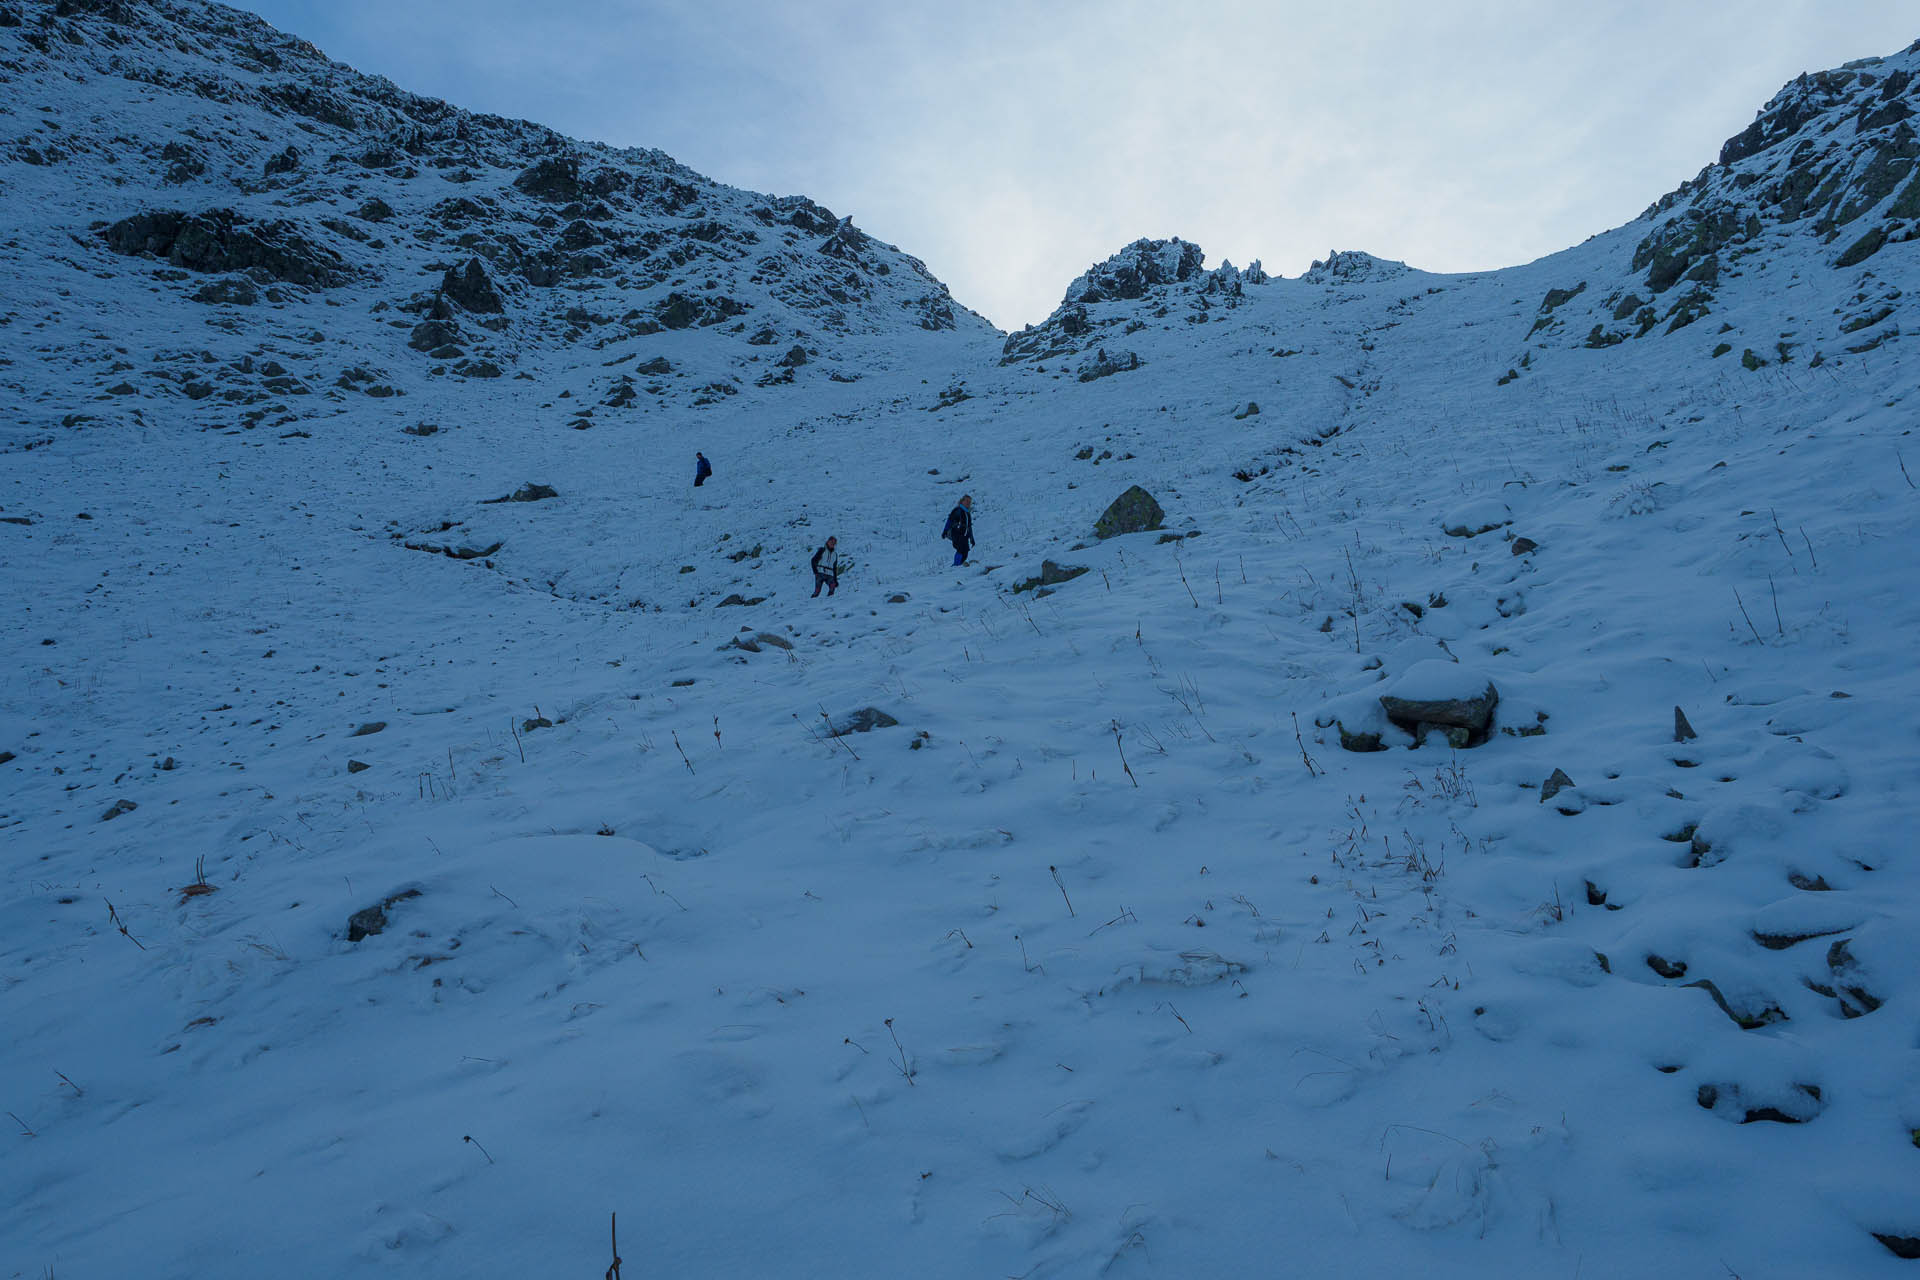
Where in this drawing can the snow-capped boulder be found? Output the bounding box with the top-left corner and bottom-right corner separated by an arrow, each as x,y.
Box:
1378,660 -> 1500,747
1440,498 -> 1512,538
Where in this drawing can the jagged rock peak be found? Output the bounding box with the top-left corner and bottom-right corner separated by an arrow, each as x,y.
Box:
1063,238 -> 1208,305
1300,250 -> 1411,284
1621,37 -> 1920,309
1718,46 -> 1919,169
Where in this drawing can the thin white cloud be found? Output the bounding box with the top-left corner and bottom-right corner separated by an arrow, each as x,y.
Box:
246,0 -> 1917,329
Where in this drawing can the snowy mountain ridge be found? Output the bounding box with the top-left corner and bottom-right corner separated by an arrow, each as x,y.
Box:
1,0 -> 991,439
4,4 -> 1920,1278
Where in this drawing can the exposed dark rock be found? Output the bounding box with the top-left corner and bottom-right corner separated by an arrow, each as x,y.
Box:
1094,486 -> 1164,539
512,155 -> 585,203
483,483 -> 557,504
777,344 -> 809,368
1646,953 -> 1688,979
356,197 -> 394,222
1067,237 -> 1206,304
101,209 -> 351,287
1013,560 -> 1090,594
440,257 -> 504,313
101,798 -> 137,821
1836,225 -> 1888,267
1441,505 -> 1511,537
651,291 -> 747,330
190,276 -> 258,305
1078,347 -> 1143,381
1685,977 -> 1787,1029
1695,1080 -> 1824,1124
408,294 -> 461,351
345,888 -> 421,942
1826,938 -> 1883,1017
635,356 -> 672,375
824,707 -> 899,737
351,721 -> 386,736
261,81 -> 357,130
347,760 -> 370,773
1540,768 -> 1575,803
1875,1234 -> 1920,1260
159,140 -> 204,184
1674,706 -> 1698,742
262,144 -> 300,176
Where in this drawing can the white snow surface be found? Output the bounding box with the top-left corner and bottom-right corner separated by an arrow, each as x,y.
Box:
4,5 -> 1920,1278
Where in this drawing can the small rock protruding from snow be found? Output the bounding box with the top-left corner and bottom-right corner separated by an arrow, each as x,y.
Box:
824,708 -> 899,737
1440,499 -> 1512,538
483,483 -> 558,504
1541,768 -> 1576,803
1674,706 -> 1699,742
345,888 -> 422,942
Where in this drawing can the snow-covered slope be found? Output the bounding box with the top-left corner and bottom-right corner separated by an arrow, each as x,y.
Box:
4,5 -> 1919,1277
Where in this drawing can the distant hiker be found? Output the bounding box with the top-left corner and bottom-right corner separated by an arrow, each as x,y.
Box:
694,452 -> 713,487
942,494 -> 975,566
810,537 -> 839,598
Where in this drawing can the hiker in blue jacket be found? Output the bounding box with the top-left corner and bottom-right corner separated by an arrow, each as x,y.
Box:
942,494 -> 975,566
694,452 -> 713,487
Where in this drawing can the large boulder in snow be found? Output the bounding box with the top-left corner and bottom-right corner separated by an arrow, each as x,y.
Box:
1094,486 -> 1165,539
1378,660 -> 1500,747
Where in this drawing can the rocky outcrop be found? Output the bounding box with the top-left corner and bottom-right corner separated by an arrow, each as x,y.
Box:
1064,237 -> 1206,305
100,209 -> 351,287
512,155 -> 586,203
440,258 -> 505,313
1077,348 -> 1143,381
1301,250 -> 1412,285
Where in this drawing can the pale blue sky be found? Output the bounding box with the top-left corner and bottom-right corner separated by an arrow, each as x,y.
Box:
239,0 -> 1917,330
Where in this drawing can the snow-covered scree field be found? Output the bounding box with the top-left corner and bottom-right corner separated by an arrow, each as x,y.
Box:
4,5 -> 1920,1276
